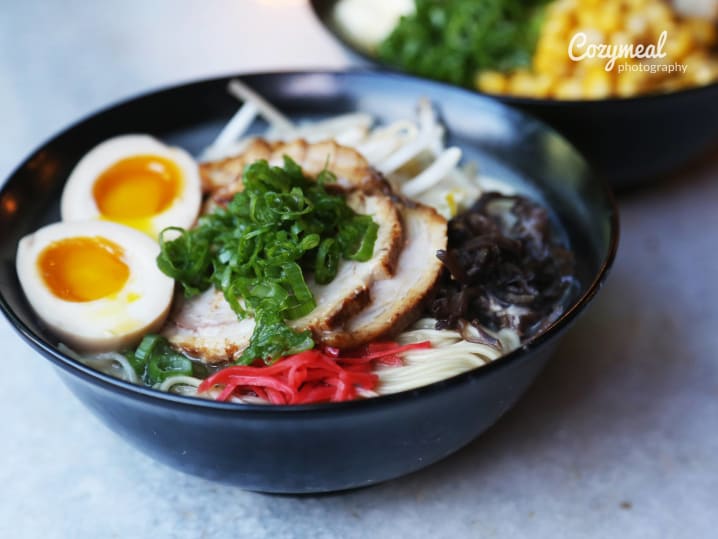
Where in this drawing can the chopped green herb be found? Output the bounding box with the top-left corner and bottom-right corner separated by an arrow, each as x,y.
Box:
124,334 -> 193,384
377,0 -> 548,87
156,156 -> 378,364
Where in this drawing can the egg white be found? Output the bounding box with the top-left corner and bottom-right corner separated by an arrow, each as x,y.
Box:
16,220 -> 175,353
60,134 -> 202,238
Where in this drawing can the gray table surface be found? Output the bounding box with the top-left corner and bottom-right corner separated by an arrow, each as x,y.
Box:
1,1 -> 717,537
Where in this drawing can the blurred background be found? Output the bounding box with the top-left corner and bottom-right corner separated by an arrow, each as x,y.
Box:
1,1 -> 717,538
330,0 -> 718,98
318,0 -> 718,184
0,0 -> 350,178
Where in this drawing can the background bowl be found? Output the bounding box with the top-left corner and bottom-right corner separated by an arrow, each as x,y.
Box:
0,71 -> 617,493
310,0 -> 718,189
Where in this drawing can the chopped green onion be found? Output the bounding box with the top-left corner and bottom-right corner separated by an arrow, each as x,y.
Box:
124,334 -> 194,384
315,238 -> 340,285
238,314 -> 314,365
377,0 -> 548,87
122,349 -> 145,376
157,156 -> 378,364
135,334 -> 163,363
146,349 -> 193,385
344,218 -> 379,262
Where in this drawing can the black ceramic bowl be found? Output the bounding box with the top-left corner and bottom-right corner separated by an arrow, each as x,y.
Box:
0,71 -> 618,493
310,0 -> 718,188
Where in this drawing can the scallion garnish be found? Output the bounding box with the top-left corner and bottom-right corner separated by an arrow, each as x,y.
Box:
377,0 -> 548,87
156,156 -> 378,364
125,334 -> 194,384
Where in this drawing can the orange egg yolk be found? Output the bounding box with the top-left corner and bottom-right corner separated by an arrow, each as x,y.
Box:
37,237 -> 130,302
93,155 -> 181,220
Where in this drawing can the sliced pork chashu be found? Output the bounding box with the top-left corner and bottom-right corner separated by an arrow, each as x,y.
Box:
200,138 -> 273,192
204,138 -> 386,206
164,140 -> 403,363
291,190 -> 403,332
271,139 -> 383,191
163,192 -> 403,363
320,203 -> 448,349
163,287 -> 256,362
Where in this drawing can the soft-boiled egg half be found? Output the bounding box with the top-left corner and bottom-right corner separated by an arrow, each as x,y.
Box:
16,220 -> 175,353
61,135 -> 202,238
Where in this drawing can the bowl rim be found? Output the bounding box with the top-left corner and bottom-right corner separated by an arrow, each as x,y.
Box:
0,69 -> 620,414
308,0 -> 718,106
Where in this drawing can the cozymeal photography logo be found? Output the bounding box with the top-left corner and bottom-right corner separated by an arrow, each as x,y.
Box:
568,30 -> 688,75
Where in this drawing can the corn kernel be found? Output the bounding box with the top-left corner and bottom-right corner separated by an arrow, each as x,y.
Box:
578,27 -> 606,45
534,42 -> 571,76
644,3 -> 673,28
597,4 -> 622,33
487,0 -> 718,99
616,69 -> 647,97
623,0 -> 649,9
577,10 -> 600,30
685,18 -> 717,47
508,71 -> 552,98
553,78 -> 584,99
578,54 -> 608,72
551,0 -> 579,17
582,67 -> 613,98
626,14 -> 648,38
476,71 -> 507,94
532,73 -> 555,97
542,17 -> 570,40
665,27 -> 694,62
684,53 -> 716,85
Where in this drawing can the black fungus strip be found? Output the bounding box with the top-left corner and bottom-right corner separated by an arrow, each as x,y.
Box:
429,192 -> 577,338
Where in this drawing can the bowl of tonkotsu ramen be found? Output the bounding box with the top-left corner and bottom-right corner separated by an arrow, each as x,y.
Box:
311,0 -> 718,187
0,71 -> 618,493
